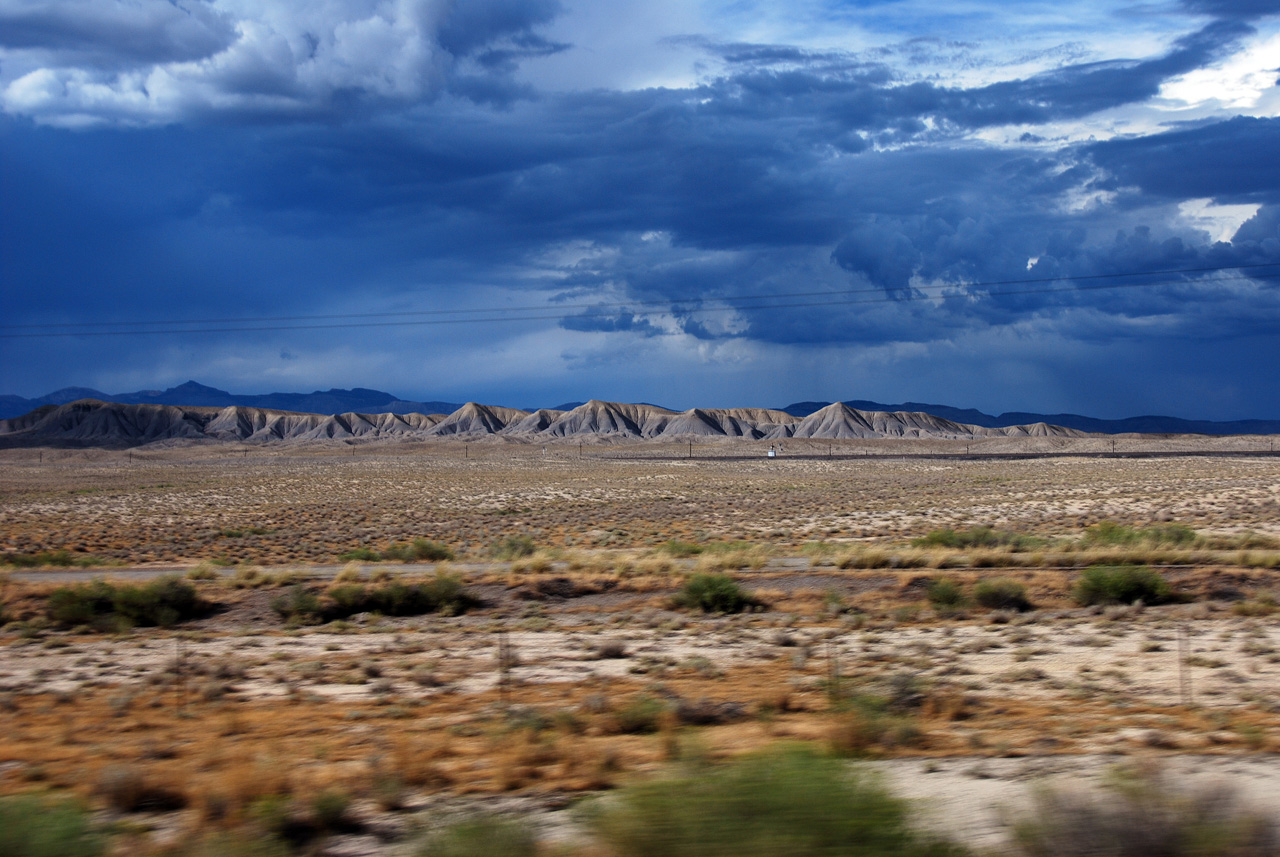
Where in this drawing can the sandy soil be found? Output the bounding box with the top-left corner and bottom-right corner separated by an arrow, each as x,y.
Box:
1,445 -> 1279,854
2,442 -> 1279,566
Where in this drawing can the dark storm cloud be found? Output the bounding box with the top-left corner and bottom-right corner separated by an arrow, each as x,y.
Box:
1181,0 -> 1280,19
3,1 -> 1279,410
437,0 -> 566,66
297,19 -> 1229,265
1086,116 -> 1280,204
6,17 -> 1272,350
0,119 -> 455,326
935,20 -> 1254,126
438,0 -> 568,104
559,311 -> 661,335
817,127 -> 1280,345
1232,204 -> 1280,252
0,0 -> 235,65
683,20 -> 1251,137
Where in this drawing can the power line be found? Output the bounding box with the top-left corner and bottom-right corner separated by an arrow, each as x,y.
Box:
7,270 -> 1278,337
5,261 -> 1278,330
3,262 -> 1277,339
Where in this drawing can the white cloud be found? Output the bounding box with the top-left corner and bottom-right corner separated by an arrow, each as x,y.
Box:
0,0 -> 536,123
1178,197 -> 1261,242
1158,25 -> 1280,111
520,0 -> 707,91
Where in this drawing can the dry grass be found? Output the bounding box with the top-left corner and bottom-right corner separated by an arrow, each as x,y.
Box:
4,444 -> 1279,567
3,447 -> 1280,852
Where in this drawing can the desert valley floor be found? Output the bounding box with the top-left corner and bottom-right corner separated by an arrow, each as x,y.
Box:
2,439 -> 1279,854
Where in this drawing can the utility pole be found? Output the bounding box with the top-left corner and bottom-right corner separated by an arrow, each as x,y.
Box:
688,441 -> 692,459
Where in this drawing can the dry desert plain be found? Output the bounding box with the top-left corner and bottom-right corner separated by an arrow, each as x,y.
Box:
2,436 -> 1280,854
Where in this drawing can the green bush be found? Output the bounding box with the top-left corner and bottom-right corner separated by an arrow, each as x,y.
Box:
925,577 -> 966,608
0,794 -> 104,857
113,576 -> 199,627
613,696 -> 670,734
325,583 -> 367,614
271,574 -> 476,623
371,581 -> 435,615
336,547 -> 381,562
48,580 -> 116,626
366,576 -> 472,616
48,576 -> 203,629
491,536 -> 536,560
661,540 -> 705,557
248,794 -> 293,841
973,578 -> 1032,611
826,673 -> 928,755
411,539 -> 454,561
674,573 -> 757,613
416,817 -> 537,857
1074,565 -> 1174,606
912,527 -> 1046,551
270,586 -> 324,622
830,706 -> 926,756
1,551 -> 109,569
589,744 -> 962,857
310,789 -> 351,831
417,574 -> 471,615
1082,521 -> 1196,547
914,527 -> 998,549
381,539 -> 453,562
379,545 -> 412,562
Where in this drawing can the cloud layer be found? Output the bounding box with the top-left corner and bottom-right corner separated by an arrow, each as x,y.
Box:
2,0 -> 1279,417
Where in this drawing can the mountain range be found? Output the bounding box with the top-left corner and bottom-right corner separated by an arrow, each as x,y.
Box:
0,399 -> 1081,447
0,380 -> 464,420
1,381 -> 1276,436
782,401 -> 1280,436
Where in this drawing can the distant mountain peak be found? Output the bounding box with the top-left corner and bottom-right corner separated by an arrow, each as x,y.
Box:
171,380 -> 230,393
41,386 -> 109,403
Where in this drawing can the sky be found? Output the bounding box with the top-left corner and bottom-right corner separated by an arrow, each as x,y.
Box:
2,0 -> 1279,418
